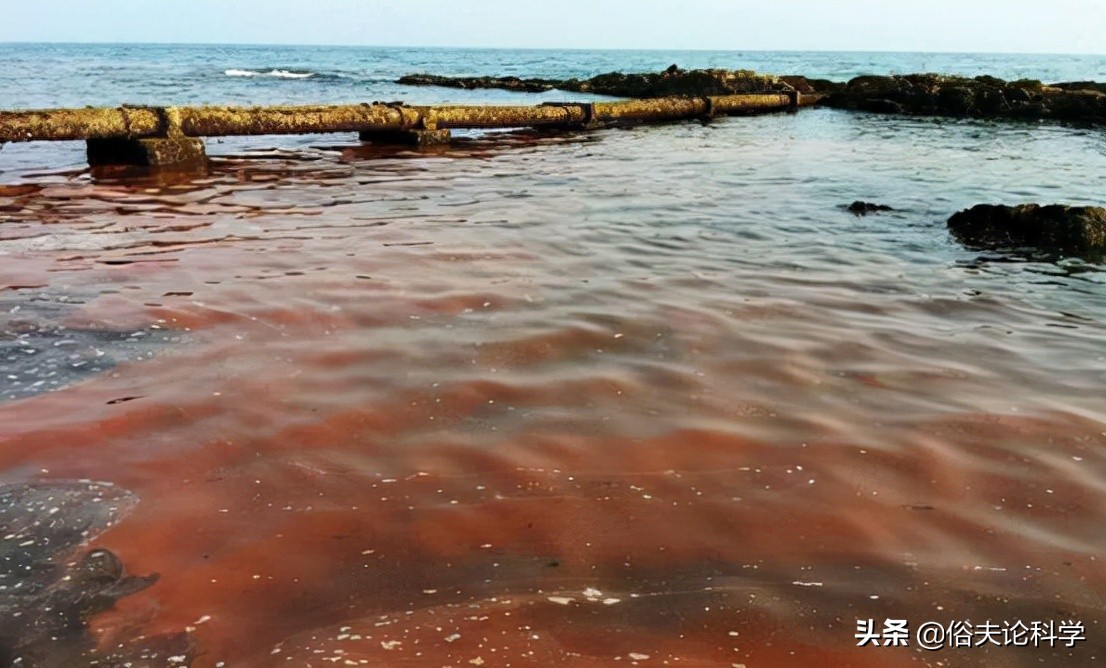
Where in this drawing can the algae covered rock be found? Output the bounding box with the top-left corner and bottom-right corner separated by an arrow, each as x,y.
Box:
576,65 -> 786,97
948,204 -> 1106,253
396,73 -> 570,93
399,65 -> 791,98
778,76 -> 845,95
825,74 -> 1106,124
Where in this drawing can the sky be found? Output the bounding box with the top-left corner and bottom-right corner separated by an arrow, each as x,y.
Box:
1,0 -> 1104,55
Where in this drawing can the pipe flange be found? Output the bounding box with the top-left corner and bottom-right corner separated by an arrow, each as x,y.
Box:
371,101 -> 417,130
118,104 -> 158,138
701,96 -> 716,120
540,102 -> 596,129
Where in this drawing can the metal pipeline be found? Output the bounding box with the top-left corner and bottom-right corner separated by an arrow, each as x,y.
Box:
0,94 -> 812,143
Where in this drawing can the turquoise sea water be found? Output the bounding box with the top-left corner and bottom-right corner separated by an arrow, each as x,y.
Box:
2,43 -> 1105,109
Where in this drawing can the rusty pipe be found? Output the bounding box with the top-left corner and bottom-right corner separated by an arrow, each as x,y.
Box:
0,94 -> 805,143
175,103 -> 417,137
0,107 -> 163,142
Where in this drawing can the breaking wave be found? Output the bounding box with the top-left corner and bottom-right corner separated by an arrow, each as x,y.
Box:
224,68 -> 316,79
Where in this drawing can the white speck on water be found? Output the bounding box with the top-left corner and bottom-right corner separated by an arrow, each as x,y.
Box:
547,596 -> 574,605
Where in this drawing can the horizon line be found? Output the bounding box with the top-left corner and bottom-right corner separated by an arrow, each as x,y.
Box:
0,40 -> 1103,58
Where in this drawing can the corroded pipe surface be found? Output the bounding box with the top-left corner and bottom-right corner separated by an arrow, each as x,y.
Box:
426,104 -> 587,129
0,107 -> 163,142
594,97 -> 710,123
0,94 -> 810,143
176,104 -> 416,137
714,93 -> 803,112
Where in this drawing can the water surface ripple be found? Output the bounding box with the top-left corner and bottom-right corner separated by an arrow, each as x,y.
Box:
1,106 -> 1105,666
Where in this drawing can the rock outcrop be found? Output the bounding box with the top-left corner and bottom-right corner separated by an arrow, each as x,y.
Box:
847,201 -> 895,215
947,204 -> 1106,253
399,65 -> 794,98
825,74 -> 1106,124
399,67 -> 1105,125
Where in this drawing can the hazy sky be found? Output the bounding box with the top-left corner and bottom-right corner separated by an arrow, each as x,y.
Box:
2,1 -> 1104,54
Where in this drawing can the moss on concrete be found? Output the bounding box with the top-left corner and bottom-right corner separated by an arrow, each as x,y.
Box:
87,136 -> 207,170
359,128 -> 452,147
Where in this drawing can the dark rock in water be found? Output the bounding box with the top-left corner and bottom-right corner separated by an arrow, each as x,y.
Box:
948,204 -> 1106,253
824,73 -> 1106,125
847,201 -> 895,215
1050,81 -> 1106,95
0,481 -> 193,667
856,98 -> 906,115
0,290 -> 184,403
399,67 -> 1103,125
397,73 -> 570,93
399,66 -> 793,98
777,76 -> 845,95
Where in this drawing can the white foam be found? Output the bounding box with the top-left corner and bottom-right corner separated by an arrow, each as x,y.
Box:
268,69 -> 314,79
224,69 -> 315,79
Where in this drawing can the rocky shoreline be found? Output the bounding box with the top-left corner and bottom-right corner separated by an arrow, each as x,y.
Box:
398,66 -> 1106,126
823,74 -> 1106,124
398,65 -> 791,97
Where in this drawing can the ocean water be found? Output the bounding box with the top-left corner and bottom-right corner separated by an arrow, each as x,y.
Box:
1,44 -> 1105,666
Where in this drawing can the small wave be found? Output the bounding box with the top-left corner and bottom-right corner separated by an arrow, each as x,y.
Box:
224,68 -> 315,79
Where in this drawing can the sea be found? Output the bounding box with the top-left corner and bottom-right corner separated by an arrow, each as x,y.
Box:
1,44 -> 1105,667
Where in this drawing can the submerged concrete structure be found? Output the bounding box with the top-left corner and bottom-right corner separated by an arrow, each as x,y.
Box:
0,93 -> 812,170
86,135 -> 207,168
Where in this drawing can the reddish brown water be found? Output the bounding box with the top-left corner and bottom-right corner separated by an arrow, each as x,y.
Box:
2,114 -> 1105,666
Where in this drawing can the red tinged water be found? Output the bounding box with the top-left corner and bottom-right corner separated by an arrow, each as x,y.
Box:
1,118 -> 1105,666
